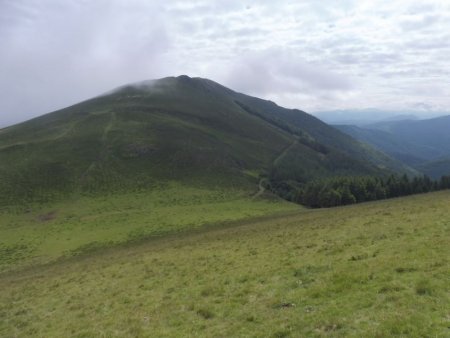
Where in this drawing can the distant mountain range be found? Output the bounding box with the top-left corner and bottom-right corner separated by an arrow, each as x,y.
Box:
314,109 -> 446,126
335,116 -> 450,178
0,75 -> 413,206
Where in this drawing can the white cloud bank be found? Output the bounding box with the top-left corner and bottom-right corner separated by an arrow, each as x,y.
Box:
1,0 -> 450,126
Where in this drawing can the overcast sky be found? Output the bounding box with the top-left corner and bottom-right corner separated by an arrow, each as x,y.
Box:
1,0 -> 450,127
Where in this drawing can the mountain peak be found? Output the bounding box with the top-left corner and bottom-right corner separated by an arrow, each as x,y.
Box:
0,75 -> 414,205
176,74 -> 192,80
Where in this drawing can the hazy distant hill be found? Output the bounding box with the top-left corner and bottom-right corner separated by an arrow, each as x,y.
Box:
335,125 -> 434,166
314,109 -> 422,126
418,158 -> 450,179
366,116 -> 450,154
0,76 -> 412,205
335,115 -> 450,178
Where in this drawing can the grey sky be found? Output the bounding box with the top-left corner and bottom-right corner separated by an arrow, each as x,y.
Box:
1,0 -> 450,127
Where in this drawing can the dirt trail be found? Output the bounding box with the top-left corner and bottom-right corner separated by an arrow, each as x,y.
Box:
80,112 -> 116,180
273,140 -> 298,167
253,139 -> 297,198
102,112 -> 116,143
252,179 -> 266,198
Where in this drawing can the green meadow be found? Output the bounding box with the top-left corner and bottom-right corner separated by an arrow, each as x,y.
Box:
1,191 -> 449,337
0,182 -> 298,272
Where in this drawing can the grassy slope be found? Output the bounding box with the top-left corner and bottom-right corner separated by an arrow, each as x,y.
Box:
0,183 -> 299,272
232,93 -> 415,176
0,77 -> 290,205
1,191 -> 449,337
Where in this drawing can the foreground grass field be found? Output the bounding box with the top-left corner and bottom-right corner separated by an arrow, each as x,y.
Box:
1,191 -> 449,337
0,182 -> 298,272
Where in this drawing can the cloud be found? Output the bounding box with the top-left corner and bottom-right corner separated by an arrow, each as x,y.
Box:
224,49 -> 354,96
412,102 -> 435,111
0,0 -> 171,125
399,14 -> 440,31
1,0 -> 450,126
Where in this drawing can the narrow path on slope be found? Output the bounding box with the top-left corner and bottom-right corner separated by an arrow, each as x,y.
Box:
80,112 -> 116,181
253,139 -> 298,198
101,111 -> 116,143
273,139 -> 298,167
252,178 -> 267,198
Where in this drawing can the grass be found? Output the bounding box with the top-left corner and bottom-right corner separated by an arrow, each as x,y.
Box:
0,182 -> 298,272
0,191 -> 449,337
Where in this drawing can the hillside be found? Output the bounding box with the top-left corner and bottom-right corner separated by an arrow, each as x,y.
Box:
0,76 -> 412,206
335,125 -> 428,167
418,158 -> 450,179
1,191 -> 449,337
336,116 -> 450,177
365,116 -> 450,161
0,184 -> 299,272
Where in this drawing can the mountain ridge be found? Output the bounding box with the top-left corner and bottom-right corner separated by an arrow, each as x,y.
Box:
335,115 -> 450,178
0,75 -> 415,206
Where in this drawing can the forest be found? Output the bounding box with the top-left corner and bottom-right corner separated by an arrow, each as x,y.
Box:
268,174 -> 450,208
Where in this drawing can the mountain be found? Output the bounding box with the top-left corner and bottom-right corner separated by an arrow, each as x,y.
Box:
335,125 -> 431,166
335,115 -> 450,177
313,109 -> 421,126
418,158 -> 450,179
366,116 -> 450,156
0,75 -> 413,206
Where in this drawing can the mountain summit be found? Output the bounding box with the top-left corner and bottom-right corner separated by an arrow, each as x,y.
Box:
0,75 -> 413,205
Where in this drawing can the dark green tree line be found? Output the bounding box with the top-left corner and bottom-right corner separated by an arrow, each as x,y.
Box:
268,174 -> 450,208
